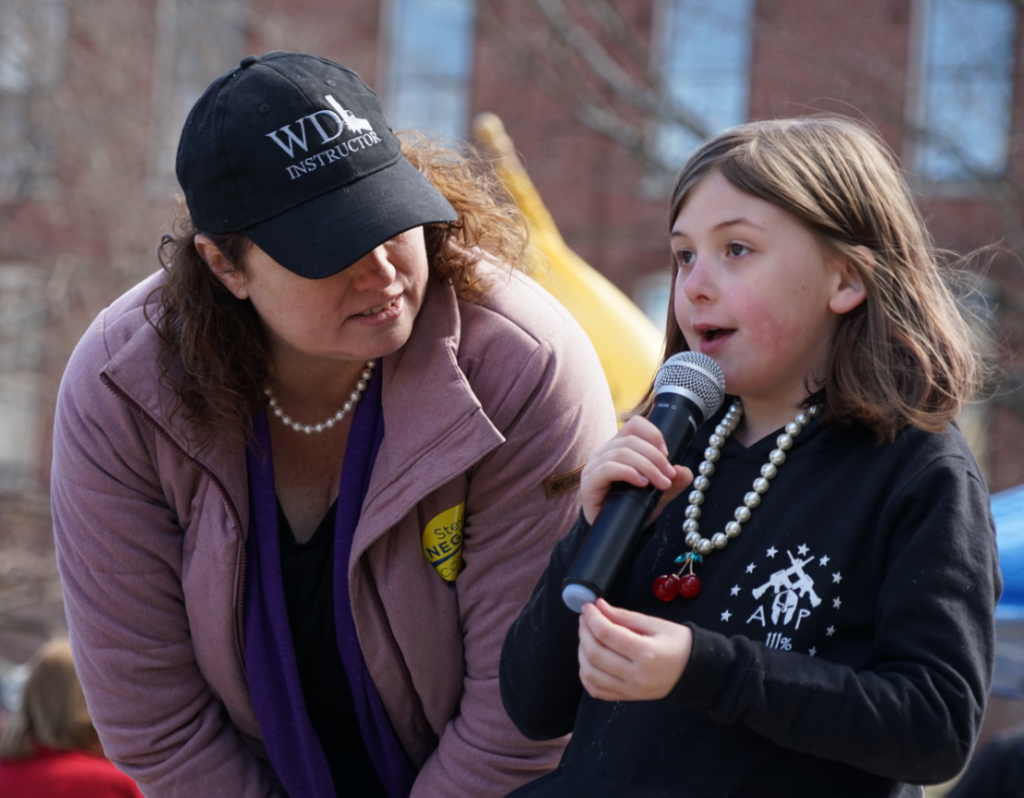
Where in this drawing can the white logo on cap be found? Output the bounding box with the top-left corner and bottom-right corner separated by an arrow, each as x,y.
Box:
325,95 -> 372,133
264,95 -> 383,181
265,95 -> 374,157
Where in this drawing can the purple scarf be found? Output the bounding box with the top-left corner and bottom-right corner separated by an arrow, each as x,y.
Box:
244,367 -> 416,798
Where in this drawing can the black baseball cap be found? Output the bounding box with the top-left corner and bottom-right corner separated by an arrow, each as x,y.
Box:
175,51 -> 458,279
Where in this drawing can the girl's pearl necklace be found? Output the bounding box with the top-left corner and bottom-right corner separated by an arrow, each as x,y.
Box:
653,400 -> 822,601
264,361 -> 376,434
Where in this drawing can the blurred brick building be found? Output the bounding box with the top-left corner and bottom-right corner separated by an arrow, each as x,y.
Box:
2,0 -> 1023,497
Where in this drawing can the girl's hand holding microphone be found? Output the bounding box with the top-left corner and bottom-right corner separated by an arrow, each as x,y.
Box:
577,415 -> 695,701
579,415 -> 693,525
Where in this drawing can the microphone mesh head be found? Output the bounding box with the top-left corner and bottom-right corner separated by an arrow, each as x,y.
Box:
653,352 -> 726,419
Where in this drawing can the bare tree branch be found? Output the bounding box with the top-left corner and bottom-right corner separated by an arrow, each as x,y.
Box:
584,0 -> 662,87
530,0 -> 711,137
475,0 -> 713,173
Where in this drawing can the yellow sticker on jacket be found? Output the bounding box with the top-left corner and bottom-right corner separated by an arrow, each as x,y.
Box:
422,503 -> 466,582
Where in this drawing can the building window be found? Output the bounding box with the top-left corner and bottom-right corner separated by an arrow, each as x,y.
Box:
149,0 -> 246,194
383,0 -> 476,142
0,0 -> 67,201
639,0 -> 753,324
912,0 -> 1017,182
655,0 -> 755,169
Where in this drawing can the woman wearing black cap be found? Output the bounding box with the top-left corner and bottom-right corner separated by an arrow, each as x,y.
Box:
50,51 -> 616,798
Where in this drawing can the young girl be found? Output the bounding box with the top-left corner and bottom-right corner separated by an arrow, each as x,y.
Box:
499,116 -> 1001,798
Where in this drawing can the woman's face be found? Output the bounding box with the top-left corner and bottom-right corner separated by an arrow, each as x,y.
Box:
203,226 -> 430,368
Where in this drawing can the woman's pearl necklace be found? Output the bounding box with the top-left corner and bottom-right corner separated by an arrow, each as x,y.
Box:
264,361 -> 376,434
653,400 -> 822,601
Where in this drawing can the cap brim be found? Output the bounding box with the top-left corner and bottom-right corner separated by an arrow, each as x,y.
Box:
244,157 -> 458,279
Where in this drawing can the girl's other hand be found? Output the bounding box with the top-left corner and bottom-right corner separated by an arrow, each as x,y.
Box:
580,415 -> 693,525
577,598 -> 693,701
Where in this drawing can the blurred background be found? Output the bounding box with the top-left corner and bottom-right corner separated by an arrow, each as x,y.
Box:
0,0 -> 1023,790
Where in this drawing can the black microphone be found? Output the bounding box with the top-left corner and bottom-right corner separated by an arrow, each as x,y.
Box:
561,351 -> 726,613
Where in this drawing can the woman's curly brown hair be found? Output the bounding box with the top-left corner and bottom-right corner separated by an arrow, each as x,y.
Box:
151,133 -> 530,446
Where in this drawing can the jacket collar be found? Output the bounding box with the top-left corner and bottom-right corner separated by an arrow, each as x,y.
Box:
100,290 -> 250,525
354,276 -> 504,557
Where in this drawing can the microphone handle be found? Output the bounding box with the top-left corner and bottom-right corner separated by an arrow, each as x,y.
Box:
561,392 -> 705,612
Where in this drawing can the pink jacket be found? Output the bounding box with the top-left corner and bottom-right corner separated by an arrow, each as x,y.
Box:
51,267 -> 617,798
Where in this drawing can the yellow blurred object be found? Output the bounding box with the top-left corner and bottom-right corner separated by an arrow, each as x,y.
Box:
472,112 -> 664,417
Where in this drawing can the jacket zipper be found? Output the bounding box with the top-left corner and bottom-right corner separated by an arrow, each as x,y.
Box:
101,376 -> 249,666
359,556 -> 436,754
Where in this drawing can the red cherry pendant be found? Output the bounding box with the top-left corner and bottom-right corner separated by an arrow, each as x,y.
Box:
653,574 -> 680,601
679,573 -> 702,598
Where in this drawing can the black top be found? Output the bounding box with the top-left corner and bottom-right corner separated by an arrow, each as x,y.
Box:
279,500 -> 388,798
500,407 -> 1002,798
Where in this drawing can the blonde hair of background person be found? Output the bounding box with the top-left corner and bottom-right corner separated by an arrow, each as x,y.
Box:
0,638 -> 99,760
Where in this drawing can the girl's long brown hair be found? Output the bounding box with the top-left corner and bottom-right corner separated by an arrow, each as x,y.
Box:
151,133 -> 529,445
639,115 -> 986,443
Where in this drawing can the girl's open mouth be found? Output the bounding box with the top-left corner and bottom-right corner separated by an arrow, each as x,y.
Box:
696,326 -> 735,353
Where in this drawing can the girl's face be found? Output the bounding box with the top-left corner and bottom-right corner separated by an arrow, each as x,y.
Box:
670,171 -> 865,419
203,226 -> 430,369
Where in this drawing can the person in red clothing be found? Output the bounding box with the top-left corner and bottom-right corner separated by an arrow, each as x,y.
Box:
0,637 -> 143,798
